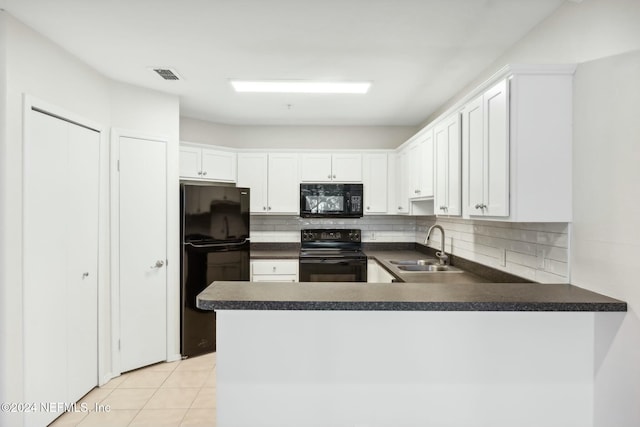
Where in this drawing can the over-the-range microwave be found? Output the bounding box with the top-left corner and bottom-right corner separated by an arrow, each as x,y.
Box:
300,183 -> 363,218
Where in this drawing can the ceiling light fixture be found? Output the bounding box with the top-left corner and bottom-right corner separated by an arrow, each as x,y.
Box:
230,80 -> 371,94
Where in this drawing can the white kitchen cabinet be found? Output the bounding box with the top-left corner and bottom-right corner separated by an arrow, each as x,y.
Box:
394,149 -> 410,214
408,128 -> 434,199
362,153 -> 389,214
251,260 -> 299,282
367,260 -> 396,283
460,65 -> 575,222
434,112 -> 462,216
237,152 -> 299,214
180,142 -> 237,182
300,152 -> 362,182
462,80 -> 509,218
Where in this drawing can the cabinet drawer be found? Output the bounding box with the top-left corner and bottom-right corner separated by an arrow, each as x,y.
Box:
251,260 -> 298,275
253,274 -> 298,282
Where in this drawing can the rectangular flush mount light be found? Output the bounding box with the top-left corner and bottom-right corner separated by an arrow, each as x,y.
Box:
230,80 -> 371,94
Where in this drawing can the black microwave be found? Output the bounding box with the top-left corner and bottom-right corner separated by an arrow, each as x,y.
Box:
300,183 -> 363,218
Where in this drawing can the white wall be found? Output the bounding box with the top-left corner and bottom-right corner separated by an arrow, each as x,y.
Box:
424,0 -> 640,124
572,50 -> 640,427
180,116 -> 417,149
0,13 -> 110,427
0,11 -> 180,427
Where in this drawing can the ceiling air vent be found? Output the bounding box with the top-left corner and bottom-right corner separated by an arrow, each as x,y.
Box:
152,68 -> 181,81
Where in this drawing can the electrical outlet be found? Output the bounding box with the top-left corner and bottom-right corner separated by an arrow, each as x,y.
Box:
499,248 -> 506,267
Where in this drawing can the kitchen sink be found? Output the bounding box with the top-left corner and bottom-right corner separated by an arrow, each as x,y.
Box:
389,259 -> 435,266
395,264 -> 464,273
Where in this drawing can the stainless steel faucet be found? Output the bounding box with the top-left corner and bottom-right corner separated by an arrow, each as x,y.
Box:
425,224 -> 449,265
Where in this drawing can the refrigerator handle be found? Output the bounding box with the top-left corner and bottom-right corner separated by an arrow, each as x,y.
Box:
184,239 -> 250,249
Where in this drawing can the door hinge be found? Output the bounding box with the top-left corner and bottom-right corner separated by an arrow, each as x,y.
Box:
117,160 -> 120,171
118,339 -> 121,351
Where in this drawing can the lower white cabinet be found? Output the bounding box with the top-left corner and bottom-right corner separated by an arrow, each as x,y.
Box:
251,260 -> 299,282
367,260 -> 396,283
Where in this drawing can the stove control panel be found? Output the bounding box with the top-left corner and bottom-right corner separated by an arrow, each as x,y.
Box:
301,228 -> 361,243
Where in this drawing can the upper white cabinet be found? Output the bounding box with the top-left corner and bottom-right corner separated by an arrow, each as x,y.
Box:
434,112 -> 462,216
362,153 -> 389,214
300,152 -> 362,182
237,152 -> 299,214
460,65 -> 575,222
408,128 -> 434,199
394,149 -> 410,214
462,79 -> 509,218
180,143 -> 237,182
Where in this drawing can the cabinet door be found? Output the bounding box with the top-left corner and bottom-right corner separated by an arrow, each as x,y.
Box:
201,148 -> 236,182
395,148 -> 410,214
419,130 -> 434,197
362,153 -> 388,214
408,139 -> 422,197
483,79 -> 509,217
238,153 -> 269,213
462,96 -> 485,216
268,153 -> 300,214
332,153 -> 362,182
179,145 -> 202,178
434,113 -> 462,216
300,153 -> 332,181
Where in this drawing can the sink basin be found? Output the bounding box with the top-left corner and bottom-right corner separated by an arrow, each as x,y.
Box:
389,259 -> 435,266
396,264 -> 463,273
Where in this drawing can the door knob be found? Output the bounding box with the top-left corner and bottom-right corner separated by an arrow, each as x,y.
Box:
151,260 -> 165,269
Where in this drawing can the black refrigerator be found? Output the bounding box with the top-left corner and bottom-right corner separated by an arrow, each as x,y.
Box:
180,184 -> 250,357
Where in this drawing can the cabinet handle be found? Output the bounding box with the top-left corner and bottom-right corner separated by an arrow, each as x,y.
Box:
367,206 -> 370,210
272,266 -> 277,272
333,174 -> 336,179
197,171 -> 202,175
268,206 -> 272,211
202,171 -> 207,176
327,174 -> 331,179
263,206 -> 266,211
151,260 -> 165,269
82,272 -> 89,279
475,203 -> 482,209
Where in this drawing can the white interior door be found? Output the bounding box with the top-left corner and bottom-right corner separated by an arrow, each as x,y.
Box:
66,122 -> 100,402
118,135 -> 168,372
24,109 -> 100,426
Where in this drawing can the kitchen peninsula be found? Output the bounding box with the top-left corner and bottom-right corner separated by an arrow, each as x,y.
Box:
198,280 -> 625,427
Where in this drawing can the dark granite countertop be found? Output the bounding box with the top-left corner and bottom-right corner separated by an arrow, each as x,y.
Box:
251,249 -> 300,259
197,281 -> 627,312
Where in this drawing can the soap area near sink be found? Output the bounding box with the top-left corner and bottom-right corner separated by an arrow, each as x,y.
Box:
389,259 -> 463,272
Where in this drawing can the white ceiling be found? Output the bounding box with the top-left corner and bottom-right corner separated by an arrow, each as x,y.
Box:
1,0 -> 567,126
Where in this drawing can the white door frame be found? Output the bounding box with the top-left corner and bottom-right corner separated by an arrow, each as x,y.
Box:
110,128 -> 178,376
22,94 -> 108,387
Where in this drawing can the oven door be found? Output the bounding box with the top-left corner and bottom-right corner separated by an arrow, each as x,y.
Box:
299,257 -> 367,282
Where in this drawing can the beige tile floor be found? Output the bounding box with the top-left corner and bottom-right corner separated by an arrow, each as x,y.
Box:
49,352 -> 216,427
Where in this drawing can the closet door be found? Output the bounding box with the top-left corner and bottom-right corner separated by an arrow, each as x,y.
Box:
66,124 -> 100,402
24,111 -> 69,427
24,109 -> 100,426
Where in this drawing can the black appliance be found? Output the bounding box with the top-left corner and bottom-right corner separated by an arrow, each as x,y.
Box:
180,184 -> 250,357
299,229 -> 367,282
300,183 -> 363,218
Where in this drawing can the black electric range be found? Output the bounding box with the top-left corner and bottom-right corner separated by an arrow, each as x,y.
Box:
299,229 -> 367,282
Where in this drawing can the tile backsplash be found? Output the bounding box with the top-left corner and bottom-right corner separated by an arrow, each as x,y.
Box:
250,215 -> 570,283
416,217 -> 569,284
250,215 -> 416,243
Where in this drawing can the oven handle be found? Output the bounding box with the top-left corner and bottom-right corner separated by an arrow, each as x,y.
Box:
299,258 -> 366,265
